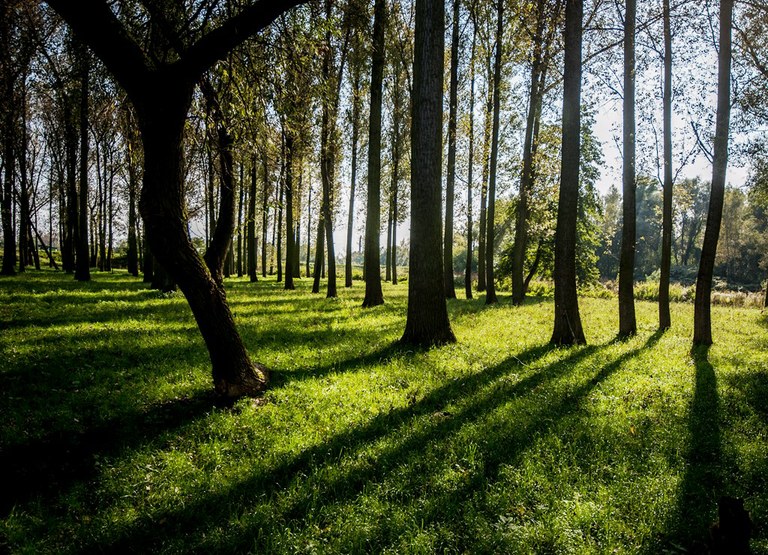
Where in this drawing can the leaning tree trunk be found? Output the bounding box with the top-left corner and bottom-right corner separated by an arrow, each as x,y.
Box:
401,0 -> 455,346
658,0 -> 673,330
485,0 -> 503,306
618,0 -> 637,337
443,0 -> 460,300
203,126 -> 236,285
550,0 -> 586,345
137,89 -> 268,397
693,0 -> 733,346
362,0 -> 386,308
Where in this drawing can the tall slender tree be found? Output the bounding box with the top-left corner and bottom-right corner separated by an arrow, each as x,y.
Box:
401,0 -> 455,346
693,0 -> 733,346
362,0 -> 386,308
484,0 -> 503,305
465,16 -> 477,300
618,0 -> 637,337
550,0 -> 585,345
74,41 -> 90,282
658,0 -> 673,330
443,0 -> 461,299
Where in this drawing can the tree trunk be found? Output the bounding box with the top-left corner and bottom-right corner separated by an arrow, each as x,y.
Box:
512,0 -> 548,306
237,163 -> 244,277
362,0 -> 386,308
477,50 -> 493,293
485,0 -> 503,306
618,0 -> 637,337
550,0 -> 586,345
693,0 -> 733,346
385,205 -> 392,281
248,158 -> 258,282
465,26 -> 476,300
75,44 -> 91,282
401,0 -> 455,346
276,168 -> 283,282
0,2 -> 16,275
659,0 -> 673,330
312,214 -> 325,293
127,135 -> 139,276
306,178 -> 312,277
443,0 -> 460,299
203,125 -> 236,285
261,149 -> 269,278
137,85 -> 268,397
345,63 -> 361,288
283,130 -> 295,290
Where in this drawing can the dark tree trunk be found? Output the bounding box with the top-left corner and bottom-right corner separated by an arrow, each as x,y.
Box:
0,2 -> 16,276
283,131 -> 295,290
237,163 -> 244,277
74,44 -> 91,282
618,0 -> 637,337
693,0 -> 733,346
142,229 -> 153,283
465,27 -> 476,300
659,0 -> 673,330
126,137 -> 139,276
62,95 -> 78,274
477,50 -> 493,293
203,125 -> 236,285
276,167 -> 283,283
261,149 -> 269,278
306,178 -> 312,277
385,205 -> 392,281
485,0 -> 503,305
312,214 -> 325,293
550,0 -> 586,345
18,101 -> 29,273
248,158 -> 258,281
137,85 -> 268,396
345,63 -> 361,288
362,0 -> 386,308
512,0 -> 548,306
443,0 -> 460,299
401,0 -> 455,346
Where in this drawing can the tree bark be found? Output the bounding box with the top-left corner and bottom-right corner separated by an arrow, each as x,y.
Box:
658,0 -> 673,330
443,0 -> 460,300
465,25 -> 476,300
485,0 -> 503,305
618,0 -> 637,337
283,130 -> 295,290
693,0 -> 733,346
401,0 -> 455,346
477,48 -> 493,292
550,0 -> 586,345
0,1 -> 16,275
248,158 -> 258,282
74,43 -> 91,282
362,0 -> 386,308
345,62 -> 361,288
261,148 -> 269,278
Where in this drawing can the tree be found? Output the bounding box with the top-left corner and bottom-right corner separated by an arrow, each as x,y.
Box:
47,0 -> 307,397
362,0 -> 386,308
443,0 -> 460,300
618,0 -> 637,337
484,0 -> 503,306
401,0 -> 455,346
464,11 -> 477,300
693,0 -> 733,346
658,0 -> 673,330
74,41 -> 90,282
550,0 -> 585,345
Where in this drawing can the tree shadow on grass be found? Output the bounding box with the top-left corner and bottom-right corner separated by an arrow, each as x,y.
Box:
659,345 -> 723,552
0,389 -> 223,518
85,340 -> 622,552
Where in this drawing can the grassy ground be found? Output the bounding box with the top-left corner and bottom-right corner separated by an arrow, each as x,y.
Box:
1,269 -> 767,554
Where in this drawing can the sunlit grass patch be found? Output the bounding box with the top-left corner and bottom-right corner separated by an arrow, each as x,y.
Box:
1,269 -> 767,553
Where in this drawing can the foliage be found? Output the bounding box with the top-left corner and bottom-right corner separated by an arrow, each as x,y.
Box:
2,270 -> 768,553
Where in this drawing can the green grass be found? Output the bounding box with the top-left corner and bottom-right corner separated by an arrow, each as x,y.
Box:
1,269 -> 767,554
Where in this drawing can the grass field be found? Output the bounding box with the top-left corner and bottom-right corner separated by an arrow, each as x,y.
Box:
1,269 -> 767,554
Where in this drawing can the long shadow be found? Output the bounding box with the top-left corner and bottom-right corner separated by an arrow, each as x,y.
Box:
661,344 -> 723,551
86,341 -> 609,552
0,389 -> 222,517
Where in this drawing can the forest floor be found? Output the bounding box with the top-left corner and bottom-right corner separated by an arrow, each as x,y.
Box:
1,270 -> 767,554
